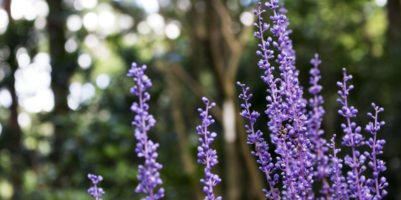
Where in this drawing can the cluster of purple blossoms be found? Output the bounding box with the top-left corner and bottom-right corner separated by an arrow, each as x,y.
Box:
250,0 -> 315,198
128,63 -> 164,199
237,0 -> 388,199
308,54 -> 330,198
88,174 -> 105,200
237,82 -> 279,199
196,97 -> 222,200
336,69 -> 388,199
365,103 -> 388,198
337,68 -> 368,199
328,134 -> 348,200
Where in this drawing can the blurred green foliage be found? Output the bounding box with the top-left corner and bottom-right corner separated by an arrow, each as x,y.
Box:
0,0 -> 400,199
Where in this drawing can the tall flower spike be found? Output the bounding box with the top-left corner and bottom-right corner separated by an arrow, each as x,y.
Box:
128,63 -> 164,199
253,1 -> 297,198
266,1 -> 314,198
196,97 -> 222,200
88,174 -> 105,200
337,68 -> 369,199
237,82 -> 279,199
328,135 -> 348,200
308,54 -> 330,198
365,103 -> 388,199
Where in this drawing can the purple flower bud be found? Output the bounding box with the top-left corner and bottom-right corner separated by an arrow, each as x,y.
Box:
87,173 -> 105,200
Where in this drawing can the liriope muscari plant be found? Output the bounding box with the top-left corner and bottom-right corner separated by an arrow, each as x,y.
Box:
86,0 -> 388,199
236,0 -> 388,199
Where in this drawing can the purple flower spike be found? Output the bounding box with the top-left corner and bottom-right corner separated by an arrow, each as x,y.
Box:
309,54 -> 323,96
128,62 -> 164,200
365,103 -> 388,199
307,53 -> 329,197
196,97 -> 222,200
253,1 -> 308,198
237,82 -> 279,199
337,68 -> 369,199
87,174 -> 105,200
265,0 -> 314,197
328,135 -> 348,200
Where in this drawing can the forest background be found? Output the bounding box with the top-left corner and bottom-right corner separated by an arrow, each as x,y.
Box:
0,0 -> 400,199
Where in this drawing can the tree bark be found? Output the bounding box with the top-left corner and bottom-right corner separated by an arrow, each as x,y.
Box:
46,0 -> 78,186
386,0 -> 401,56
1,1 -> 25,199
205,2 -> 240,199
204,0 -> 265,199
162,64 -> 203,200
7,54 -> 24,200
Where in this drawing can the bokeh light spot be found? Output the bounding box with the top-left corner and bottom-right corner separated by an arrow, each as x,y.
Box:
67,15 -> 82,31
0,89 -> 12,108
78,53 -> 92,69
165,22 -> 180,40
83,12 -> 98,31
65,38 -> 78,53
240,11 -> 253,26
0,180 -> 13,199
0,9 -> 9,34
375,0 -> 387,7
80,0 -> 98,9
96,74 -> 110,89
18,113 -> 31,128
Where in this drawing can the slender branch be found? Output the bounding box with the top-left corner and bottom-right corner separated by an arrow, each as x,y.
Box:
211,0 -> 240,52
227,24 -> 253,80
167,64 -> 223,122
159,64 -> 204,200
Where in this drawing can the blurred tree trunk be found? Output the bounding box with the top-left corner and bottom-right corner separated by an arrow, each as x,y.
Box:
6,42 -> 24,200
204,1 -> 241,199
46,0 -> 78,186
3,0 -> 10,19
162,64 -> 203,200
1,1 -> 24,199
385,1 -> 401,198
385,0 -> 401,112
386,0 -> 401,57
203,0 -> 265,199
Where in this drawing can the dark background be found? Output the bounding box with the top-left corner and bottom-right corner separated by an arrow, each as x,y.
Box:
0,0 -> 400,199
